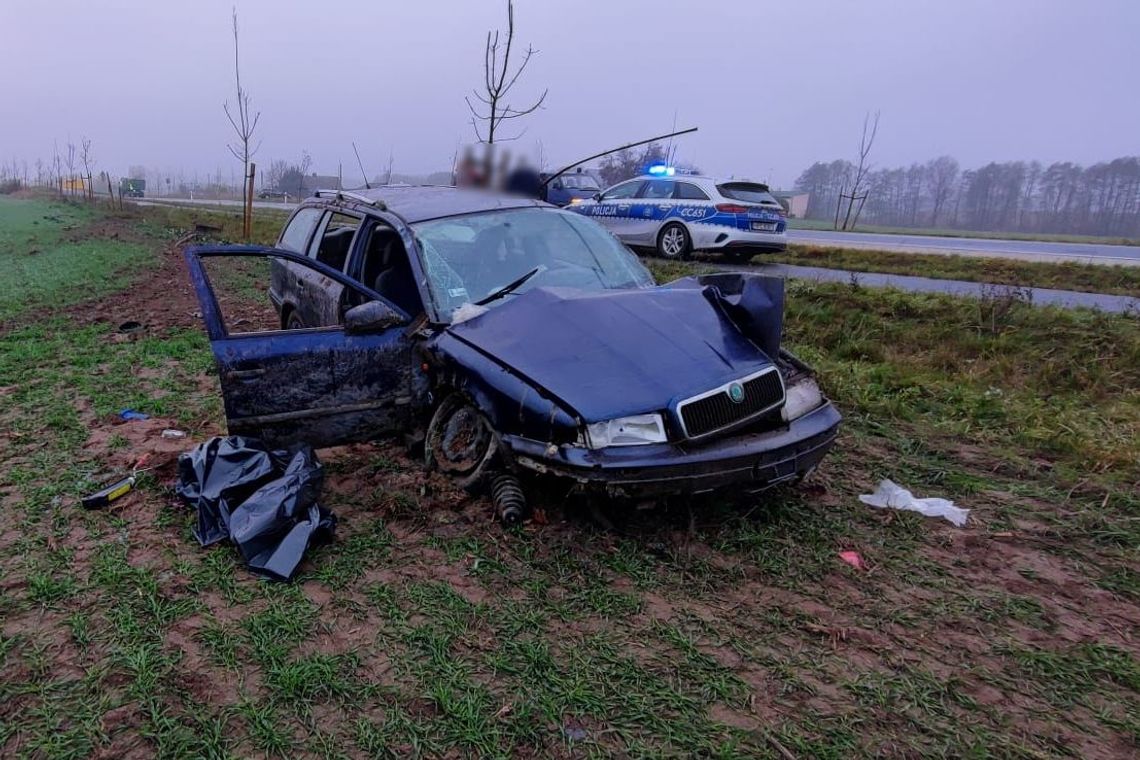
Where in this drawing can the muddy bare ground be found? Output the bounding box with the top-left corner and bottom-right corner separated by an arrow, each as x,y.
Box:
2,210 -> 1139,757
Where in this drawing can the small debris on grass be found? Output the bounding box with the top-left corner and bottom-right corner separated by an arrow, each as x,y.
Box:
161,429 -> 187,439
859,479 -> 969,527
118,408 -> 150,421
117,320 -> 144,334
838,550 -> 866,571
562,725 -> 588,742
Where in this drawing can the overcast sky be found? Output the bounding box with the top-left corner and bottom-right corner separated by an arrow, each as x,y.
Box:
2,0 -> 1137,187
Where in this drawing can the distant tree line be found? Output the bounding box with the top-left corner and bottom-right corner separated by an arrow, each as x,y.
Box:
795,156 -> 1140,237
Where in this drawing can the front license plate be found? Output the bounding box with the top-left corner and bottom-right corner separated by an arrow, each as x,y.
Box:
751,221 -> 777,232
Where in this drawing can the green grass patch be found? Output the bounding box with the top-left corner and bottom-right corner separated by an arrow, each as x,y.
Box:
765,244 -> 1140,297
788,216 -> 1140,246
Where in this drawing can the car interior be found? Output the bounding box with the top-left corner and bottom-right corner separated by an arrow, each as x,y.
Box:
314,225 -> 355,272
358,224 -> 421,316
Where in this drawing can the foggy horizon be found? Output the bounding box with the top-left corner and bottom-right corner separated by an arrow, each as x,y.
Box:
2,0 -> 1138,188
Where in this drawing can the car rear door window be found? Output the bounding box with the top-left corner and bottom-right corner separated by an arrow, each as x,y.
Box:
309,212 -> 360,272
675,182 -> 710,201
639,180 -> 675,200
278,207 -> 323,253
601,180 -> 643,200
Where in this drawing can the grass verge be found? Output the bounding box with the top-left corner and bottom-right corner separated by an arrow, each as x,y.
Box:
756,245 -> 1140,298
788,217 -> 1139,247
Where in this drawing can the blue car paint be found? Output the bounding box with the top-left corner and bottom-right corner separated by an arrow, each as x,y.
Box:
185,245 -> 420,448
444,284 -> 780,423
429,331 -> 580,444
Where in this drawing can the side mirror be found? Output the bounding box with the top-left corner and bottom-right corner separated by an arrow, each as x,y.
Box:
552,181 -> 563,190
592,192 -> 602,201
344,300 -> 405,334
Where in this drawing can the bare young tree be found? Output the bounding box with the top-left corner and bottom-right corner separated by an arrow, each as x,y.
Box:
465,0 -> 548,146
840,111 -> 880,230
64,140 -> 78,197
79,137 -> 95,202
223,7 -> 261,237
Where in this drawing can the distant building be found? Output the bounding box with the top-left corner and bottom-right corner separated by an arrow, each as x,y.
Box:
300,174 -> 342,194
772,191 -> 809,218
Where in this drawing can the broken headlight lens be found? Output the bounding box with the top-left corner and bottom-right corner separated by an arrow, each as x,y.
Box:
582,414 -> 667,449
781,377 -> 823,422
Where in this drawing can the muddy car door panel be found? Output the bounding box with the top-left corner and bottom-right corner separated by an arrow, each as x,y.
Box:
186,246 -> 416,448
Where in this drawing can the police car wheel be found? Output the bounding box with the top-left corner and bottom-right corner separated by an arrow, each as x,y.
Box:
657,223 -> 691,260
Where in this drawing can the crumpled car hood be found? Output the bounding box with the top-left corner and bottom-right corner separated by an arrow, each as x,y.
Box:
444,283 -> 778,422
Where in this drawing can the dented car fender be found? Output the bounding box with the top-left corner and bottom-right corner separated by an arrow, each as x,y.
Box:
427,332 -> 580,445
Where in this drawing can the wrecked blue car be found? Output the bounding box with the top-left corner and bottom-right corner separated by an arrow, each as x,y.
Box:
185,186 -> 840,522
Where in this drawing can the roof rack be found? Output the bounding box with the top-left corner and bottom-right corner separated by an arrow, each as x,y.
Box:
313,189 -> 387,211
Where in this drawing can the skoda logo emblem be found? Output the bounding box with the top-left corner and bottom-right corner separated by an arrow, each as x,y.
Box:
728,382 -> 745,404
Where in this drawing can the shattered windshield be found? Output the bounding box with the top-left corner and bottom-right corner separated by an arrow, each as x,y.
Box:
412,207 -> 654,322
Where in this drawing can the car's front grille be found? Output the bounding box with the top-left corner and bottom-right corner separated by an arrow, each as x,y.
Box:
678,369 -> 784,439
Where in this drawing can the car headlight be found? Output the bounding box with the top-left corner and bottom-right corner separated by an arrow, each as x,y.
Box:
580,413 -> 667,449
781,377 -> 823,422
568,197 -> 585,205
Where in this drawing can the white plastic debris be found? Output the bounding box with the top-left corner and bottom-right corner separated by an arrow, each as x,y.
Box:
161,429 -> 188,439
859,479 -> 969,527
451,302 -> 489,324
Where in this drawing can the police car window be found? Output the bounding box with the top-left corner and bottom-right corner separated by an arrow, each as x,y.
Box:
639,180 -> 674,200
675,182 -> 710,201
602,181 -> 642,200
717,183 -> 779,205
278,207 -> 322,253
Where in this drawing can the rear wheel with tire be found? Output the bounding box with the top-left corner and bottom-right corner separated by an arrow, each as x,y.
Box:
286,310 -> 305,330
657,223 -> 692,260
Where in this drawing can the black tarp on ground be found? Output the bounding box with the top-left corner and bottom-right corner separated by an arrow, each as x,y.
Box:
175,436 -> 336,581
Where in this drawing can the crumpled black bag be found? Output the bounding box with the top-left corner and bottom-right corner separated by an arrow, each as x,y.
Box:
176,436 -> 336,581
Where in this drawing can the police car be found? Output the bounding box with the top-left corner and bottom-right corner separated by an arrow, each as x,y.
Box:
569,169 -> 787,261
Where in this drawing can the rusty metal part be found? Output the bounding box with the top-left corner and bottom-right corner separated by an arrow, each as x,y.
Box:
490,474 -> 526,525
426,395 -> 497,488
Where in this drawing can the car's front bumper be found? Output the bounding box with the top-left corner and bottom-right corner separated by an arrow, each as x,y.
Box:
504,400 -> 840,497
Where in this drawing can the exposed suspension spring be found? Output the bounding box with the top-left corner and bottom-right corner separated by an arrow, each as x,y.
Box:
490,474 -> 527,525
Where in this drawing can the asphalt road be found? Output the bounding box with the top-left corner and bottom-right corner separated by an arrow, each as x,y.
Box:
788,229 -> 1140,265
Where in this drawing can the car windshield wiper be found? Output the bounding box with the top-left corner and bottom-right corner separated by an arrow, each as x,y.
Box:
474,266 -> 542,306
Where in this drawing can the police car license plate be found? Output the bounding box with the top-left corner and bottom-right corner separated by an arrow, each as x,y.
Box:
751,221 -> 777,232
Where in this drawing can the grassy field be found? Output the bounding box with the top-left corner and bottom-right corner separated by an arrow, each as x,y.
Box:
788,217 -> 1140,247
1,198 -> 1138,757
754,245 -> 1140,298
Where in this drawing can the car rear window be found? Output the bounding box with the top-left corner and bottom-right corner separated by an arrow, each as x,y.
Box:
278,207 -> 322,253
717,182 -> 779,205
675,182 -> 710,201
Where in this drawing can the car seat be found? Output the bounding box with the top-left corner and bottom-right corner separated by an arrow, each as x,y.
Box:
373,235 -> 420,316
317,227 -> 354,271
